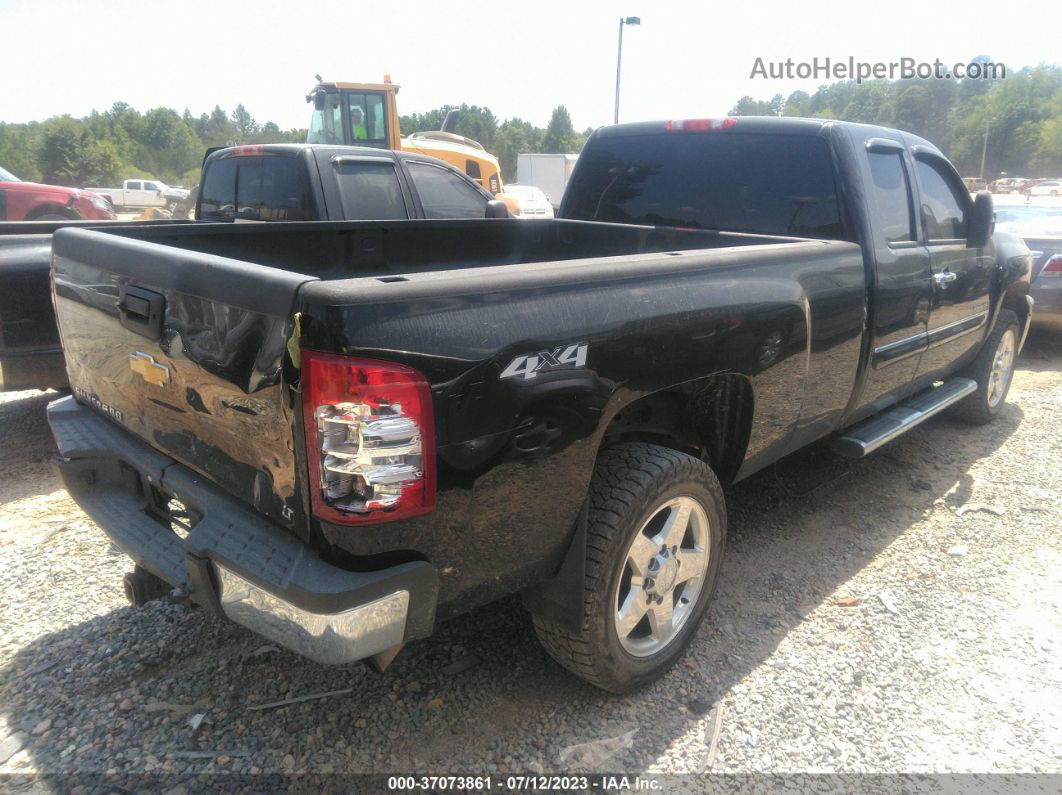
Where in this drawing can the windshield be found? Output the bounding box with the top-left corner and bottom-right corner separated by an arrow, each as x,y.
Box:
0,166 -> 20,182
563,131 -> 845,239
307,91 -> 344,145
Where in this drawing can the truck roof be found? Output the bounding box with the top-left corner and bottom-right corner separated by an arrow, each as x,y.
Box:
206,143 -> 473,169
598,116 -> 941,156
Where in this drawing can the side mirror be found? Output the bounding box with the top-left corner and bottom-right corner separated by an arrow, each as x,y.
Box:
967,191 -> 994,248
485,199 -> 509,219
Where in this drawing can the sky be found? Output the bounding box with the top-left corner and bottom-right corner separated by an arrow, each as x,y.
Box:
0,0 -> 1057,132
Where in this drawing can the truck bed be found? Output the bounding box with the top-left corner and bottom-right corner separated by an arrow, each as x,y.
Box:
73,217 -> 813,279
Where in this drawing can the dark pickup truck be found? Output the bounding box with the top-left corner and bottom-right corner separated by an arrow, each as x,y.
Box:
47,117 -> 1032,692
0,144 -> 505,392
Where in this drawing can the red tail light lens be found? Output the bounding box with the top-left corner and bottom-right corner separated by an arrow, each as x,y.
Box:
665,118 -> 737,132
301,350 -> 435,525
1042,254 -> 1062,277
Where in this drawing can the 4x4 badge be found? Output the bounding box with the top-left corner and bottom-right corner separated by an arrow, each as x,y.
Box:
129,352 -> 170,387
500,343 -> 588,381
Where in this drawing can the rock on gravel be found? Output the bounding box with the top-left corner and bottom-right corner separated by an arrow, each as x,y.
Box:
1,334 -> 1060,778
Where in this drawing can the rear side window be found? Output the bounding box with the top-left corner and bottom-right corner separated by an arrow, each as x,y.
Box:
562,132 -> 845,239
915,159 -> 967,241
128,181 -> 141,190
406,162 -> 489,219
198,155 -> 316,222
332,161 -> 408,220
867,152 -> 915,244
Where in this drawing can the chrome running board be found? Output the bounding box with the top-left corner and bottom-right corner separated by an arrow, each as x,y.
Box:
833,378 -> 977,458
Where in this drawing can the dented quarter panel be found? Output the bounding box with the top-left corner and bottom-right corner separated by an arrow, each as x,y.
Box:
297,238 -> 867,615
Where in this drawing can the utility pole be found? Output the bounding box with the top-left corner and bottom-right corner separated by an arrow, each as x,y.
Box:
614,16 -> 641,125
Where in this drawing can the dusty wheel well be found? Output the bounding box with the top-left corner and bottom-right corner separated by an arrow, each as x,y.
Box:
25,203 -> 77,221
599,374 -> 753,483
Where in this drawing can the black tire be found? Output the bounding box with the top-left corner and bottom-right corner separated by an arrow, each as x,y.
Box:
950,308 -> 1020,424
532,442 -> 726,693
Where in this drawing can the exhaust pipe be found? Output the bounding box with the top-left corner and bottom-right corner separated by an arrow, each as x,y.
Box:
440,109 -> 461,133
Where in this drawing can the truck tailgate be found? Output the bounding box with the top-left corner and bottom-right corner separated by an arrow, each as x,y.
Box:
51,227 -> 316,532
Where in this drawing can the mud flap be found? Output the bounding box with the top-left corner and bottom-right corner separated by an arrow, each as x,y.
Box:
520,500 -> 588,634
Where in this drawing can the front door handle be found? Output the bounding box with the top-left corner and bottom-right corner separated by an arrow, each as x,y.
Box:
933,270 -> 958,285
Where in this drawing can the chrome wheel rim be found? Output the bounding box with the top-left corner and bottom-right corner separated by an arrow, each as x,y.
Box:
613,496 -> 710,657
987,328 -> 1016,408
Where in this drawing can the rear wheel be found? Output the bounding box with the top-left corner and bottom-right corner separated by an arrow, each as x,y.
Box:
951,309 -> 1020,424
532,443 -> 725,693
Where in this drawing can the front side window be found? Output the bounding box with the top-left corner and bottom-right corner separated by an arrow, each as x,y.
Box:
867,152 -> 915,244
916,158 -> 967,241
406,162 -> 488,219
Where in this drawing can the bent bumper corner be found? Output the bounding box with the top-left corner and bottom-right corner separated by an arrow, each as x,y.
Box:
47,395 -> 438,666
214,564 -> 410,666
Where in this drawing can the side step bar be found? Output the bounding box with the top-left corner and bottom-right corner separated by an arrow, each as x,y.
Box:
832,378 -> 977,458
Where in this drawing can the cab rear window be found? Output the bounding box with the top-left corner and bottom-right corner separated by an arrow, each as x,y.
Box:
198,155 -> 317,222
564,132 -> 845,240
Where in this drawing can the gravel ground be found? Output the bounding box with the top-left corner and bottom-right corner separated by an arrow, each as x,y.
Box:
0,334 -> 1060,783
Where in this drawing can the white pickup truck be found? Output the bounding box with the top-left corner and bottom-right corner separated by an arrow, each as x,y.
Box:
84,179 -> 189,210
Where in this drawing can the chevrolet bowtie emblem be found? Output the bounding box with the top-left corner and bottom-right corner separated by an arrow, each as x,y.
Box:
129,352 -> 170,387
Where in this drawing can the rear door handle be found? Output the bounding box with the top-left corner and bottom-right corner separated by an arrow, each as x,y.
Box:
933,271 -> 957,285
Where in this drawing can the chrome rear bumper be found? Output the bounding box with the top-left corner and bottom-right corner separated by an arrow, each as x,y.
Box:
215,565 -> 409,665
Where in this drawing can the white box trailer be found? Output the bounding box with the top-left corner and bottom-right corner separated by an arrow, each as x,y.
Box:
516,154 -> 579,209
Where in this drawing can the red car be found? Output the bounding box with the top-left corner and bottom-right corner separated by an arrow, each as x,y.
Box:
0,166 -> 116,221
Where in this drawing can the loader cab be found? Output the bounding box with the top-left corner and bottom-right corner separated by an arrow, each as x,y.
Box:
306,82 -> 402,151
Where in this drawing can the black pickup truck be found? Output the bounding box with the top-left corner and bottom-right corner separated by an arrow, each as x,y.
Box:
0,144 -> 505,392
47,117 -> 1032,692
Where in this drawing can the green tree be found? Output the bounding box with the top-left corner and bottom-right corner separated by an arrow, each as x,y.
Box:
542,105 -> 576,152
36,117 -> 121,185
231,104 -> 259,143
729,94 -> 783,116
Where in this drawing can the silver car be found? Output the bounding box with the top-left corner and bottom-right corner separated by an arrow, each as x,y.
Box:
997,208 -> 1062,332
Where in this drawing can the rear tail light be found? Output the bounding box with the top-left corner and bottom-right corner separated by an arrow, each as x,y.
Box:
1041,254 -> 1062,277
301,350 -> 435,525
665,118 -> 737,132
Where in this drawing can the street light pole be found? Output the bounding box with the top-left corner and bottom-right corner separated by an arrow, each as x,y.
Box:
614,16 -> 641,125
979,119 -> 990,181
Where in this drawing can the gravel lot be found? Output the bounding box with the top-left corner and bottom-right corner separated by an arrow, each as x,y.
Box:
1,334 -> 1060,783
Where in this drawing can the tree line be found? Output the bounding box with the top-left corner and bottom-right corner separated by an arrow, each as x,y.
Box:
0,103 -> 305,188
0,100 -> 588,187
729,63 -> 1062,179
2,61 -> 1059,189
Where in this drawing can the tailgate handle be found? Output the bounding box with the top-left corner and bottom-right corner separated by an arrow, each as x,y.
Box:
118,286 -> 165,339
